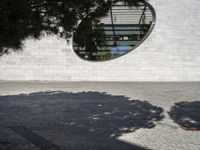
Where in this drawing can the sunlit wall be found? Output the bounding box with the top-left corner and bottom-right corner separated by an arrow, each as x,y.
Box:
0,0 -> 200,81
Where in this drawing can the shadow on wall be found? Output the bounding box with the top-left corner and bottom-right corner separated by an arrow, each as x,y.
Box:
0,91 -> 164,150
168,101 -> 200,131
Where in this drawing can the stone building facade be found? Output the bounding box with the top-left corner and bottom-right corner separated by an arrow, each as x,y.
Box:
0,0 -> 200,81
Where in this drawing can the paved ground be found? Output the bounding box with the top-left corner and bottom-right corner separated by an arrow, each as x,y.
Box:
0,81 -> 200,150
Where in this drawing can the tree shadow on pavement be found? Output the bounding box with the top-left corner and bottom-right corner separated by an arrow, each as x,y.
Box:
0,91 -> 164,150
168,101 -> 200,131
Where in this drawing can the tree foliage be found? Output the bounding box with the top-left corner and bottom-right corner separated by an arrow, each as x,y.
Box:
0,0 -> 145,50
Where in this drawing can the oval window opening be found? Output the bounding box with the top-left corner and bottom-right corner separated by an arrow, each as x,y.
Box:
73,1 -> 156,61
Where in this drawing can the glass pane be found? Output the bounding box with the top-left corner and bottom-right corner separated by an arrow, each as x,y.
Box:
73,1 -> 155,61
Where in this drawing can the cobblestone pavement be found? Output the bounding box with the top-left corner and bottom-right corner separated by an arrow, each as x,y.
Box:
0,81 -> 200,150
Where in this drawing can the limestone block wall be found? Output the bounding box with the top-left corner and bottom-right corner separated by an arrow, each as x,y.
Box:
0,0 -> 200,81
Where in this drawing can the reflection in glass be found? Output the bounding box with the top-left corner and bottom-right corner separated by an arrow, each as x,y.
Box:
73,1 -> 155,61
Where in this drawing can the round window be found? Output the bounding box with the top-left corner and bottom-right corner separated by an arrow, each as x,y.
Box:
73,1 -> 156,61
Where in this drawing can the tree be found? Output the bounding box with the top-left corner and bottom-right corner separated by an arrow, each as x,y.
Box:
0,0 -> 145,52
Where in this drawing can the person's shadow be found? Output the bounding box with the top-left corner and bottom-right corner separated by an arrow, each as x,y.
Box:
168,101 -> 200,131
0,91 -> 164,150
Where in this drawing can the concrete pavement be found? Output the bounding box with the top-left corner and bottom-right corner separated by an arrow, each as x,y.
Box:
0,82 -> 200,150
